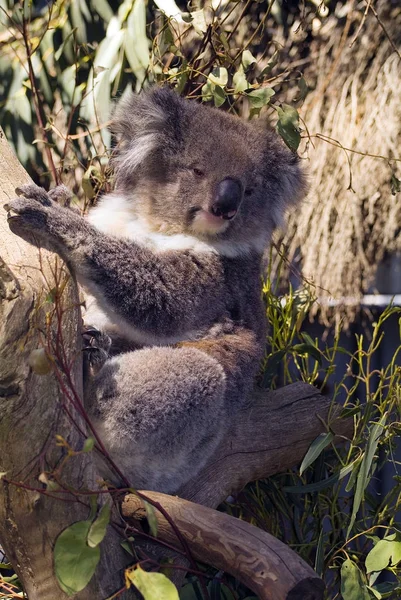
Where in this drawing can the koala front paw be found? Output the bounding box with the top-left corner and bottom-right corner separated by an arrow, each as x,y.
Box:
82,326 -> 112,375
4,184 -> 53,238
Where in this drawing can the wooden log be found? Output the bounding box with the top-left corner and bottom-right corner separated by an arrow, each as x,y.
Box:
122,492 -> 326,600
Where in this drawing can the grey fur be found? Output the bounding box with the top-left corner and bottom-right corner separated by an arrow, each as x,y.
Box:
5,87 -> 306,493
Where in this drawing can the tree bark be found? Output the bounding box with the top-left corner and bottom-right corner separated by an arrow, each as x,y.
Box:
0,129 -> 351,600
0,129 -> 129,600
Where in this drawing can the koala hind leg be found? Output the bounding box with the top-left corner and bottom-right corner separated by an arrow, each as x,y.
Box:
86,346 -> 226,493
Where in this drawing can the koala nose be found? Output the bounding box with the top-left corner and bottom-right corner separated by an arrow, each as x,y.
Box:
211,178 -> 243,220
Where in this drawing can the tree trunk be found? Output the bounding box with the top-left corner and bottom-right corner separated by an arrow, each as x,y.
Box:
0,129 -> 129,600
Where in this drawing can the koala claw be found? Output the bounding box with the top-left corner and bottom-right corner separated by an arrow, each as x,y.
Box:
48,185 -> 73,207
15,184 -> 52,206
82,326 -> 112,374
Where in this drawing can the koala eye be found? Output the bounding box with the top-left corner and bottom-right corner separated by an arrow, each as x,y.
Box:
244,187 -> 255,196
193,167 -> 205,178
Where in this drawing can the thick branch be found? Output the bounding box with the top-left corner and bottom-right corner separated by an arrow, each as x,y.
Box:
123,492 -> 325,600
178,381 -> 351,506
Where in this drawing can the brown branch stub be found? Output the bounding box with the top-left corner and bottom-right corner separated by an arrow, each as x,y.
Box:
178,381 -> 352,507
122,492 -> 326,600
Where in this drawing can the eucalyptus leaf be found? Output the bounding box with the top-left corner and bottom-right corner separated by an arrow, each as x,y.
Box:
247,87 -> 275,109
299,432 -> 334,475
54,521 -> 100,596
284,460 -> 356,494
292,342 -> 322,364
366,534 -> 401,574
233,66 -> 249,93
277,104 -> 301,151
125,0 -> 150,76
213,85 -> 226,107
340,559 -> 370,600
144,500 -> 158,537
190,9 -> 207,34
87,502 -> 111,548
208,67 -> 228,87
347,413 -> 387,537
154,0 -> 184,22
127,565 -> 179,600
242,49 -> 256,70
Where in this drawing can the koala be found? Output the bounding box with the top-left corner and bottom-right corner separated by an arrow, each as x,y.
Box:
5,87 -> 306,493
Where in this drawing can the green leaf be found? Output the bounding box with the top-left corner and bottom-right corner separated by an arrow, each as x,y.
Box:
213,85 -> 226,108
201,80 -> 214,102
284,460 -> 356,494
144,501 -> 158,537
259,49 -> 279,78
315,529 -> 325,577
276,104 -> 301,151
295,75 -> 308,101
340,559 -> 370,600
299,432 -> 334,476
233,65 -> 249,93
345,456 -> 361,492
45,287 -> 57,303
87,502 -> 111,548
242,50 -> 257,70
125,0 -> 150,76
261,349 -> 286,388
247,87 -> 275,109
208,67 -> 228,87
292,342 -> 322,364
127,565 -> 179,600
366,534 -> 401,574
82,437 -> 95,453
55,28 -> 78,61
371,581 -> 401,597
347,413 -> 387,537
54,521 -> 100,596
190,9 -> 207,34
154,0 -> 183,21
121,536 -> 135,556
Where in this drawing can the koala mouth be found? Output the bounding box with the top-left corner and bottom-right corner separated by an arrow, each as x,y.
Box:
189,208 -> 233,235
210,206 -> 238,220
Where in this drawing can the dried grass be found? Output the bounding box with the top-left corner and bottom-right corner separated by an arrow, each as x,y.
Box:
275,1 -> 401,326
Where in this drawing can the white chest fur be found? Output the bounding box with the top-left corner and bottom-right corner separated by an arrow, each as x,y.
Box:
87,194 -> 218,254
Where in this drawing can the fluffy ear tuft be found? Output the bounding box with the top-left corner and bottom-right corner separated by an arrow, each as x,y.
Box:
110,87 -> 186,182
263,138 -> 308,229
272,154 -> 308,228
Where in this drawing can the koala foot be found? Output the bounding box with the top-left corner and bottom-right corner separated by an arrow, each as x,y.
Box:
82,326 -> 112,374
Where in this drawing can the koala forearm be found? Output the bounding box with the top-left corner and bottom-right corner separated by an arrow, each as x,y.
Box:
6,189 -> 227,335
78,234 -> 227,335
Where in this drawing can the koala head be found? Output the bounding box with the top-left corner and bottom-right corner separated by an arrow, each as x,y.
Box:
111,87 -> 307,254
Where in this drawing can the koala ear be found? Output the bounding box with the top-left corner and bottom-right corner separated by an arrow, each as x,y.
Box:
264,140 -> 308,229
111,87 -> 186,177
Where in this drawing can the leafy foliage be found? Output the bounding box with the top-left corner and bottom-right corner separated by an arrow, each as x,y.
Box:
54,520 -> 101,596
